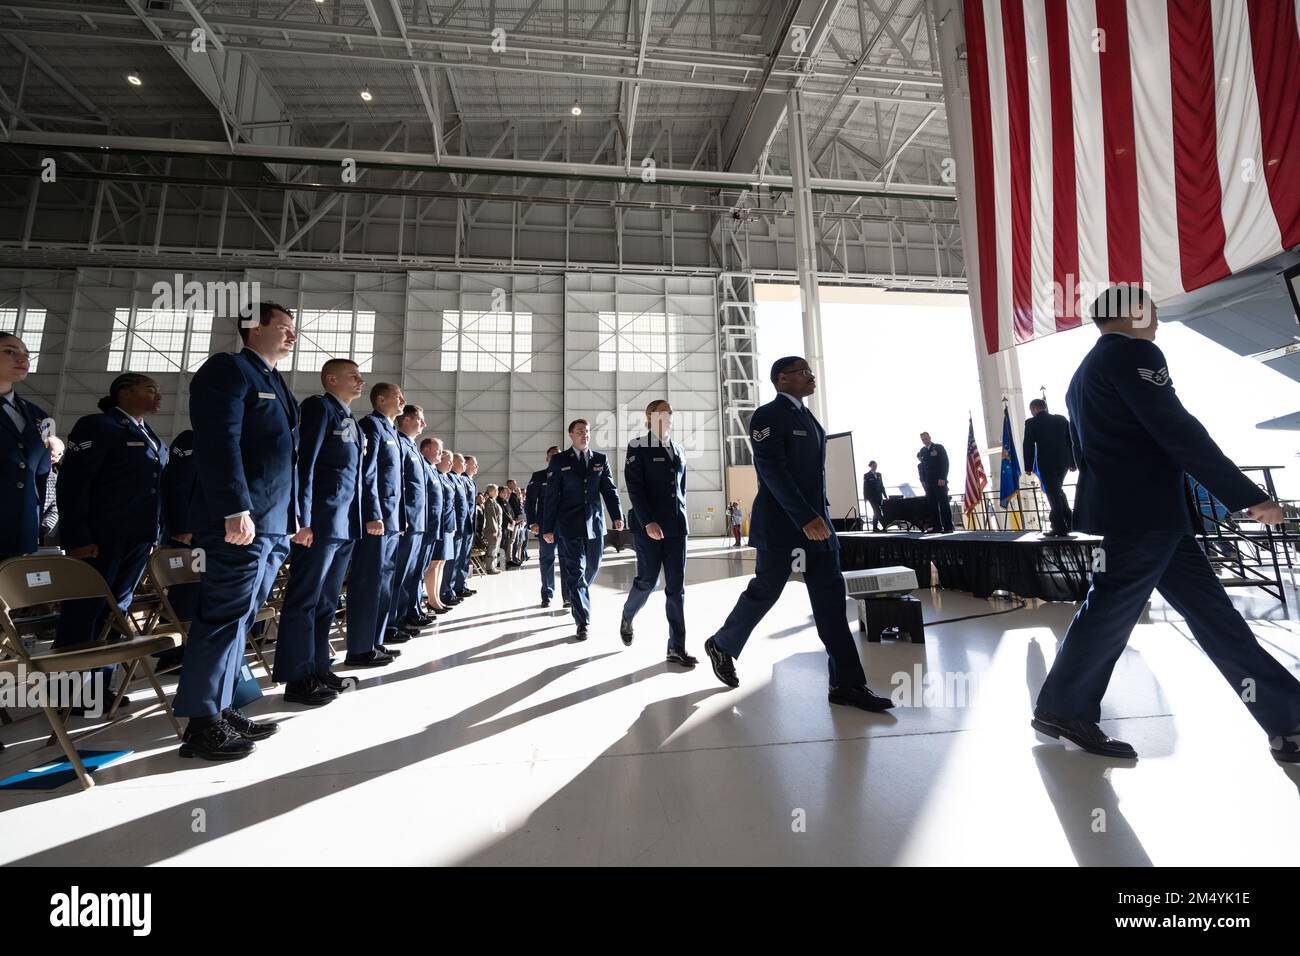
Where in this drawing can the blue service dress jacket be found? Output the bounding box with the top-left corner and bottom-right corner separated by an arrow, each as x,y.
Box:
542,447 -> 623,540
0,391 -> 52,557
624,433 -> 689,537
57,409 -> 167,548
746,396 -> 835,554
1066,333 -> 1266,535
358,412 -> 405,534
189,348 -> 300,535
296,393 -> 364,541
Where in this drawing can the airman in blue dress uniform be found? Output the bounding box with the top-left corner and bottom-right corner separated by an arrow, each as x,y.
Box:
173,303 -> 300,760
619,399 -> 696,666
273,358 -> 365,704
55,374 -> 167,662
0,332 -> 51,561
416,436 -> 446,615
526,446 -> 570,608
392,404 -> 434,636
1033,285 -> 1300,763
703,357 -> 893,713
542,418 -> 624,640
346,382 -> 407,666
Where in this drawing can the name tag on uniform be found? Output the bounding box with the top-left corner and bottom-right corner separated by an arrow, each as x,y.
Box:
792,429 -> 808,436
560,466 -> 571,471
174,449 -> 192,457
385,439 -> 396,446
258,391 -> 276,400
126,441 -> 145,447
653,456 -> 666,461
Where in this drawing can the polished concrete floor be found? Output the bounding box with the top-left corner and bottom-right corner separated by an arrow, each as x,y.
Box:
2,538 -> 1300,866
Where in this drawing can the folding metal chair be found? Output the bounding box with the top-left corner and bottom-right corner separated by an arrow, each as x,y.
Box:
146,547 -> 279,683
0,555 -> 184,791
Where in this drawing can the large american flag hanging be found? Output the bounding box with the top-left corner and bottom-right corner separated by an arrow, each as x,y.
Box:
957,0 -> 1300,354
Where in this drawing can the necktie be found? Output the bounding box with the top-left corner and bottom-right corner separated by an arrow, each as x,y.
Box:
3,394 -> 24,433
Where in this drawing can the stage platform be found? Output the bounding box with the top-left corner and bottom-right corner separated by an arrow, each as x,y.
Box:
839,530 -> 1102,602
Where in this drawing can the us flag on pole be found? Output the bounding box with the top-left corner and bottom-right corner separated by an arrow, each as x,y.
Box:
964,414 -> 989,517
953,0 -> 1300,354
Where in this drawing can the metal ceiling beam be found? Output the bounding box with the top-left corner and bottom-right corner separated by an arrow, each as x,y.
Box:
0,2 -> 943,90
623,0 -> 655,174
720,0 -> 852,177
4,129 -> 957,200
809,0 -> 908,146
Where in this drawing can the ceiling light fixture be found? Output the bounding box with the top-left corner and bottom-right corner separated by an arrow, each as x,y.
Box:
360,87 -> 373,102
127,71 -> 142,87
570,100 -> 582,116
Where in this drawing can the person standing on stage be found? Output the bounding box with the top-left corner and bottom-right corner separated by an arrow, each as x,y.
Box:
173,303 -> 299,760
703,356 -> 893,713
542,419 -> 624,641
862,461 -> 886,532
0,332 -> 52,561
917,431 -> 954,533
393,404 -> 434,635
527,446 -> 569,608
274,358 -> 365,704
1033,284 -> 1300,763
346,382 -> 407,667
1022,398 -> 1076,537
620,399 -> 697,667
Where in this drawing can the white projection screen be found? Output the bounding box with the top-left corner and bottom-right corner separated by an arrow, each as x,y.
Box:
824,431 -> 861,527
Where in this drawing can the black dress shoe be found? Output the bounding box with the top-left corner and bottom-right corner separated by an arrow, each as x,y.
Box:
620,618 -> 634,646
344,650 -> 393,668
317,671 -> 348,692
541,598 -> 551,608
223,708 -> 280,740
284,678 -> 337,707
562,600 -> 571,609
179,719 -> 256,761
404,615 -> 435,628
575,625 -> 589,641
1031,709 -> 1138,758
666,649 -> 698,668
828,685 -> 895,712
375,644 -> 402,658
383,628 -> 412,644
704,637 -> 739,688
1269,727 -> 1300,763
443,597 -> 462,606
459,589 -> 477,597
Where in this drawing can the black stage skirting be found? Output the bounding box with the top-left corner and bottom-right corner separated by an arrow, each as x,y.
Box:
839,530 -> 1102,602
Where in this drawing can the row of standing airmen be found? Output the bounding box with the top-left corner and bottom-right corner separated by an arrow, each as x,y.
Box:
0,306 -> 722,762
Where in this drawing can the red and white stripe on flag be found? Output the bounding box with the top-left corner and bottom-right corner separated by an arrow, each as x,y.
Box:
964,417 -> 989,513
959,0 -> 1300,355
